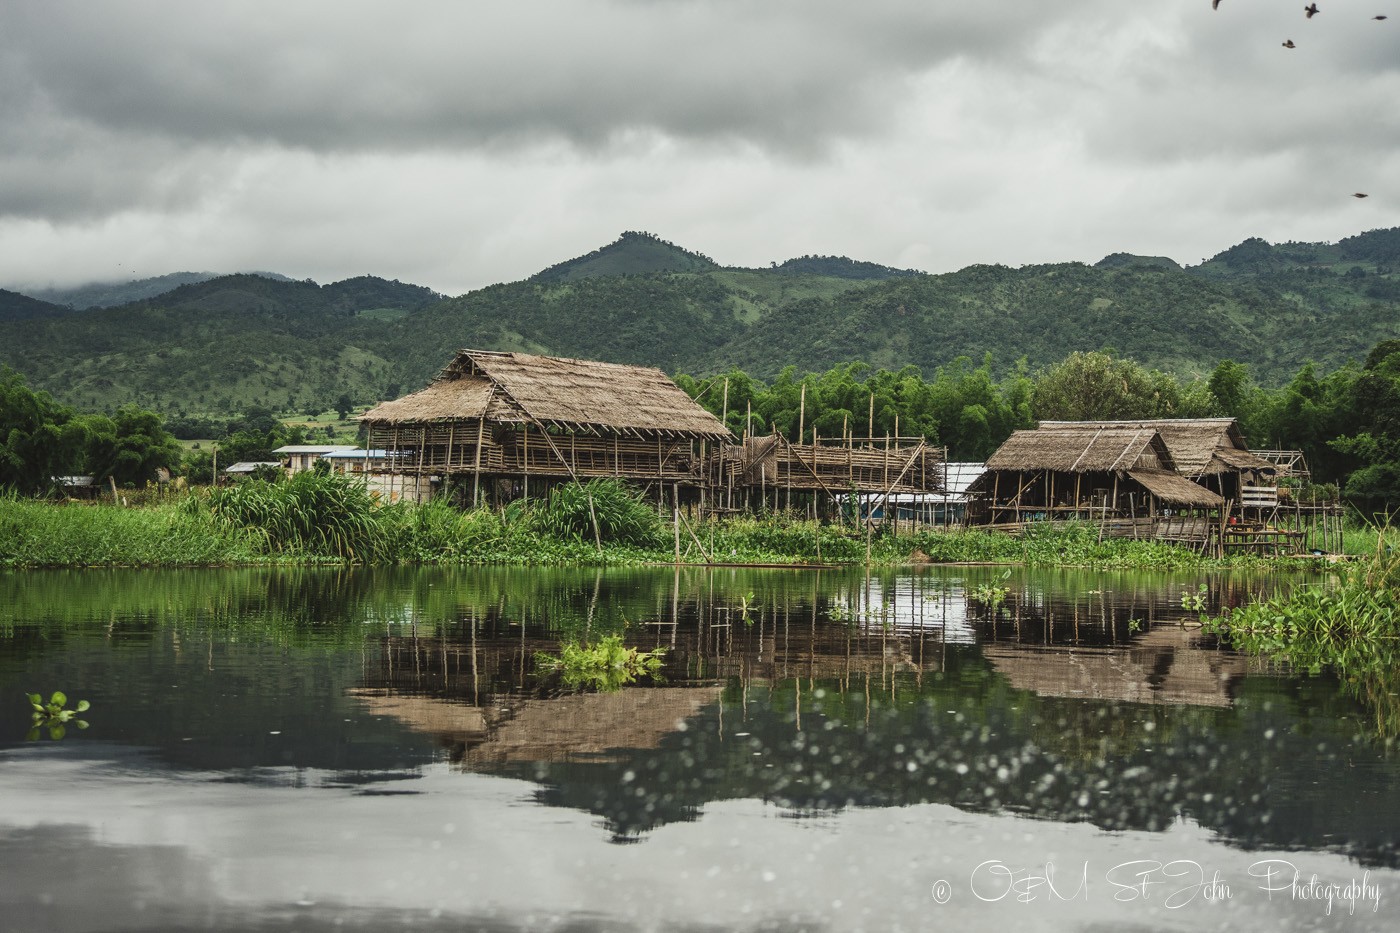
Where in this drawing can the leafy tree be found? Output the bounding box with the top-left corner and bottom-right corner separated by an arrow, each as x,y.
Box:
77,406 -> 182,487
1,367 -> 178,491
0,366 -> 86,493
1031,351 -> 1173,422
335,393 -> 355,421
1329,342 -> 1400,513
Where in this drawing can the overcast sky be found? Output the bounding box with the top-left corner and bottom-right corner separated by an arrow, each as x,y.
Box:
1,0 -> 1396,295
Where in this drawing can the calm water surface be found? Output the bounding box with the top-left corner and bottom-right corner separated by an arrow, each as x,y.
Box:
1,565 -> 1396,932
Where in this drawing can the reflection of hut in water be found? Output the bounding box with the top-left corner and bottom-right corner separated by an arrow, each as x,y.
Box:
983,628 -> 1250,708
348,687 -> 721,765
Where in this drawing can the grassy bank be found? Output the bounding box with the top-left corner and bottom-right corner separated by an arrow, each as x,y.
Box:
0,476 -> 1360,571
0,494 -> 263,567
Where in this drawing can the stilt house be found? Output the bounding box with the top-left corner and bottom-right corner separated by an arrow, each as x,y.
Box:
967,425 -> 1224,536
1037,419 -> 1277,511
359,350 -> 732,505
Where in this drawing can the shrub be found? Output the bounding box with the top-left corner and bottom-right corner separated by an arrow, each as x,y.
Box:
532,480 -> 663,547
204,470 -> 384,560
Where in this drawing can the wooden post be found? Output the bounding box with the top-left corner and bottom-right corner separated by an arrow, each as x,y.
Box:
211,444 -> 218,487
785,428 -> 792,514
523,425 -> 530,500
746,400 -> 752,442
471,417 -> 485,508
868,392 -> 875,441
417,426 -> 428,505
798,382 -> 806,446
721,377 -> 729,434
882,433 -> 890,501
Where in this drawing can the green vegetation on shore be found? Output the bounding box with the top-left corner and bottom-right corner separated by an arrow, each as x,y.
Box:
0,476 -> 1346,572
1205,546 -> 1400,738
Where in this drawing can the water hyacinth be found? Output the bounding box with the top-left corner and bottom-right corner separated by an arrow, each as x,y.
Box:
1205,546 -> 1400,738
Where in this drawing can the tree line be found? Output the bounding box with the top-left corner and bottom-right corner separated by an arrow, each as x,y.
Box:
1,366 -> 181,493
677,339 -> 1400,513
6,338 -> 1400,513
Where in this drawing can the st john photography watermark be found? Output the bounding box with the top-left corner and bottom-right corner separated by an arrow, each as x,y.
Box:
928,858 -> 1383,915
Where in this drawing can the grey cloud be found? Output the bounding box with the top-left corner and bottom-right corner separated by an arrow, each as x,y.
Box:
0,0 -> 1083,221
2,1 -> 1053,157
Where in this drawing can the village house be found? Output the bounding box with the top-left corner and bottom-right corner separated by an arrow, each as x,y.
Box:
358,349 -> 733,507
967,423 -> 1225,545
273,444 -> 359,475
1037,418 -> 1278,511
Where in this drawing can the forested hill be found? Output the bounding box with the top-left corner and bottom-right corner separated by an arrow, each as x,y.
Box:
0,274 -> 442,416
2,228 -> 1399,418
0,288 -> 71,323
698,246 -> 1400,379
24,270 -> 298,310
529,231 -> 719,283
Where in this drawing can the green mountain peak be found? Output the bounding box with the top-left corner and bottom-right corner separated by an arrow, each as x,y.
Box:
529,231 -> 719,283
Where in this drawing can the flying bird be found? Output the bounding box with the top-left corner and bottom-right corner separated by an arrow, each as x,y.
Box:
1376,15 -> 1389,20
1283,39 -> 1296,47
1353,193 -> 1369,198
1305,3 -> 1319,18
1212,0 -> 1221,8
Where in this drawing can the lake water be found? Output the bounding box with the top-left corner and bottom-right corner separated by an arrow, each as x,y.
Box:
1,565 -> 1396,932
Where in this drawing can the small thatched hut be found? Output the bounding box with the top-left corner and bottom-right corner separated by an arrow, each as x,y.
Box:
968,425 -> 1224,536
1037,418 -> 1277,509
359,350 -> 732,505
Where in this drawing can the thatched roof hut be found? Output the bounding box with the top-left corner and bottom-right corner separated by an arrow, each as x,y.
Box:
979,426 -> 1222,508
362,349 -> 730,440
357,350 -> 732,503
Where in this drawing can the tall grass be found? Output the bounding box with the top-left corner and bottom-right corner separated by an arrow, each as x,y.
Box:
0,478 -> 1344,571
202,470 -> 385,561
0,493 -> 259,568
530,479 -> 664,547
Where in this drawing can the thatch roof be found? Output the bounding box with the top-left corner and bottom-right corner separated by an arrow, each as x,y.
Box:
361,349 -> 732,439
1209,446 -> 1276,473
358,376 -> 499,424
1127,469 -> 1225,507
984,427 -> 1173,473
1039,419 -> 1252,476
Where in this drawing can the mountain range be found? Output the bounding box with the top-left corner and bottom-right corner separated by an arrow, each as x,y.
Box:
3,227 -> 1398,419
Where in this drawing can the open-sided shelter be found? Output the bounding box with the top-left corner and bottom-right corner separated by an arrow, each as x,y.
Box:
968,425 -> 1224,539
359,350 -> 732,505
1037,418 -> 1277,510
